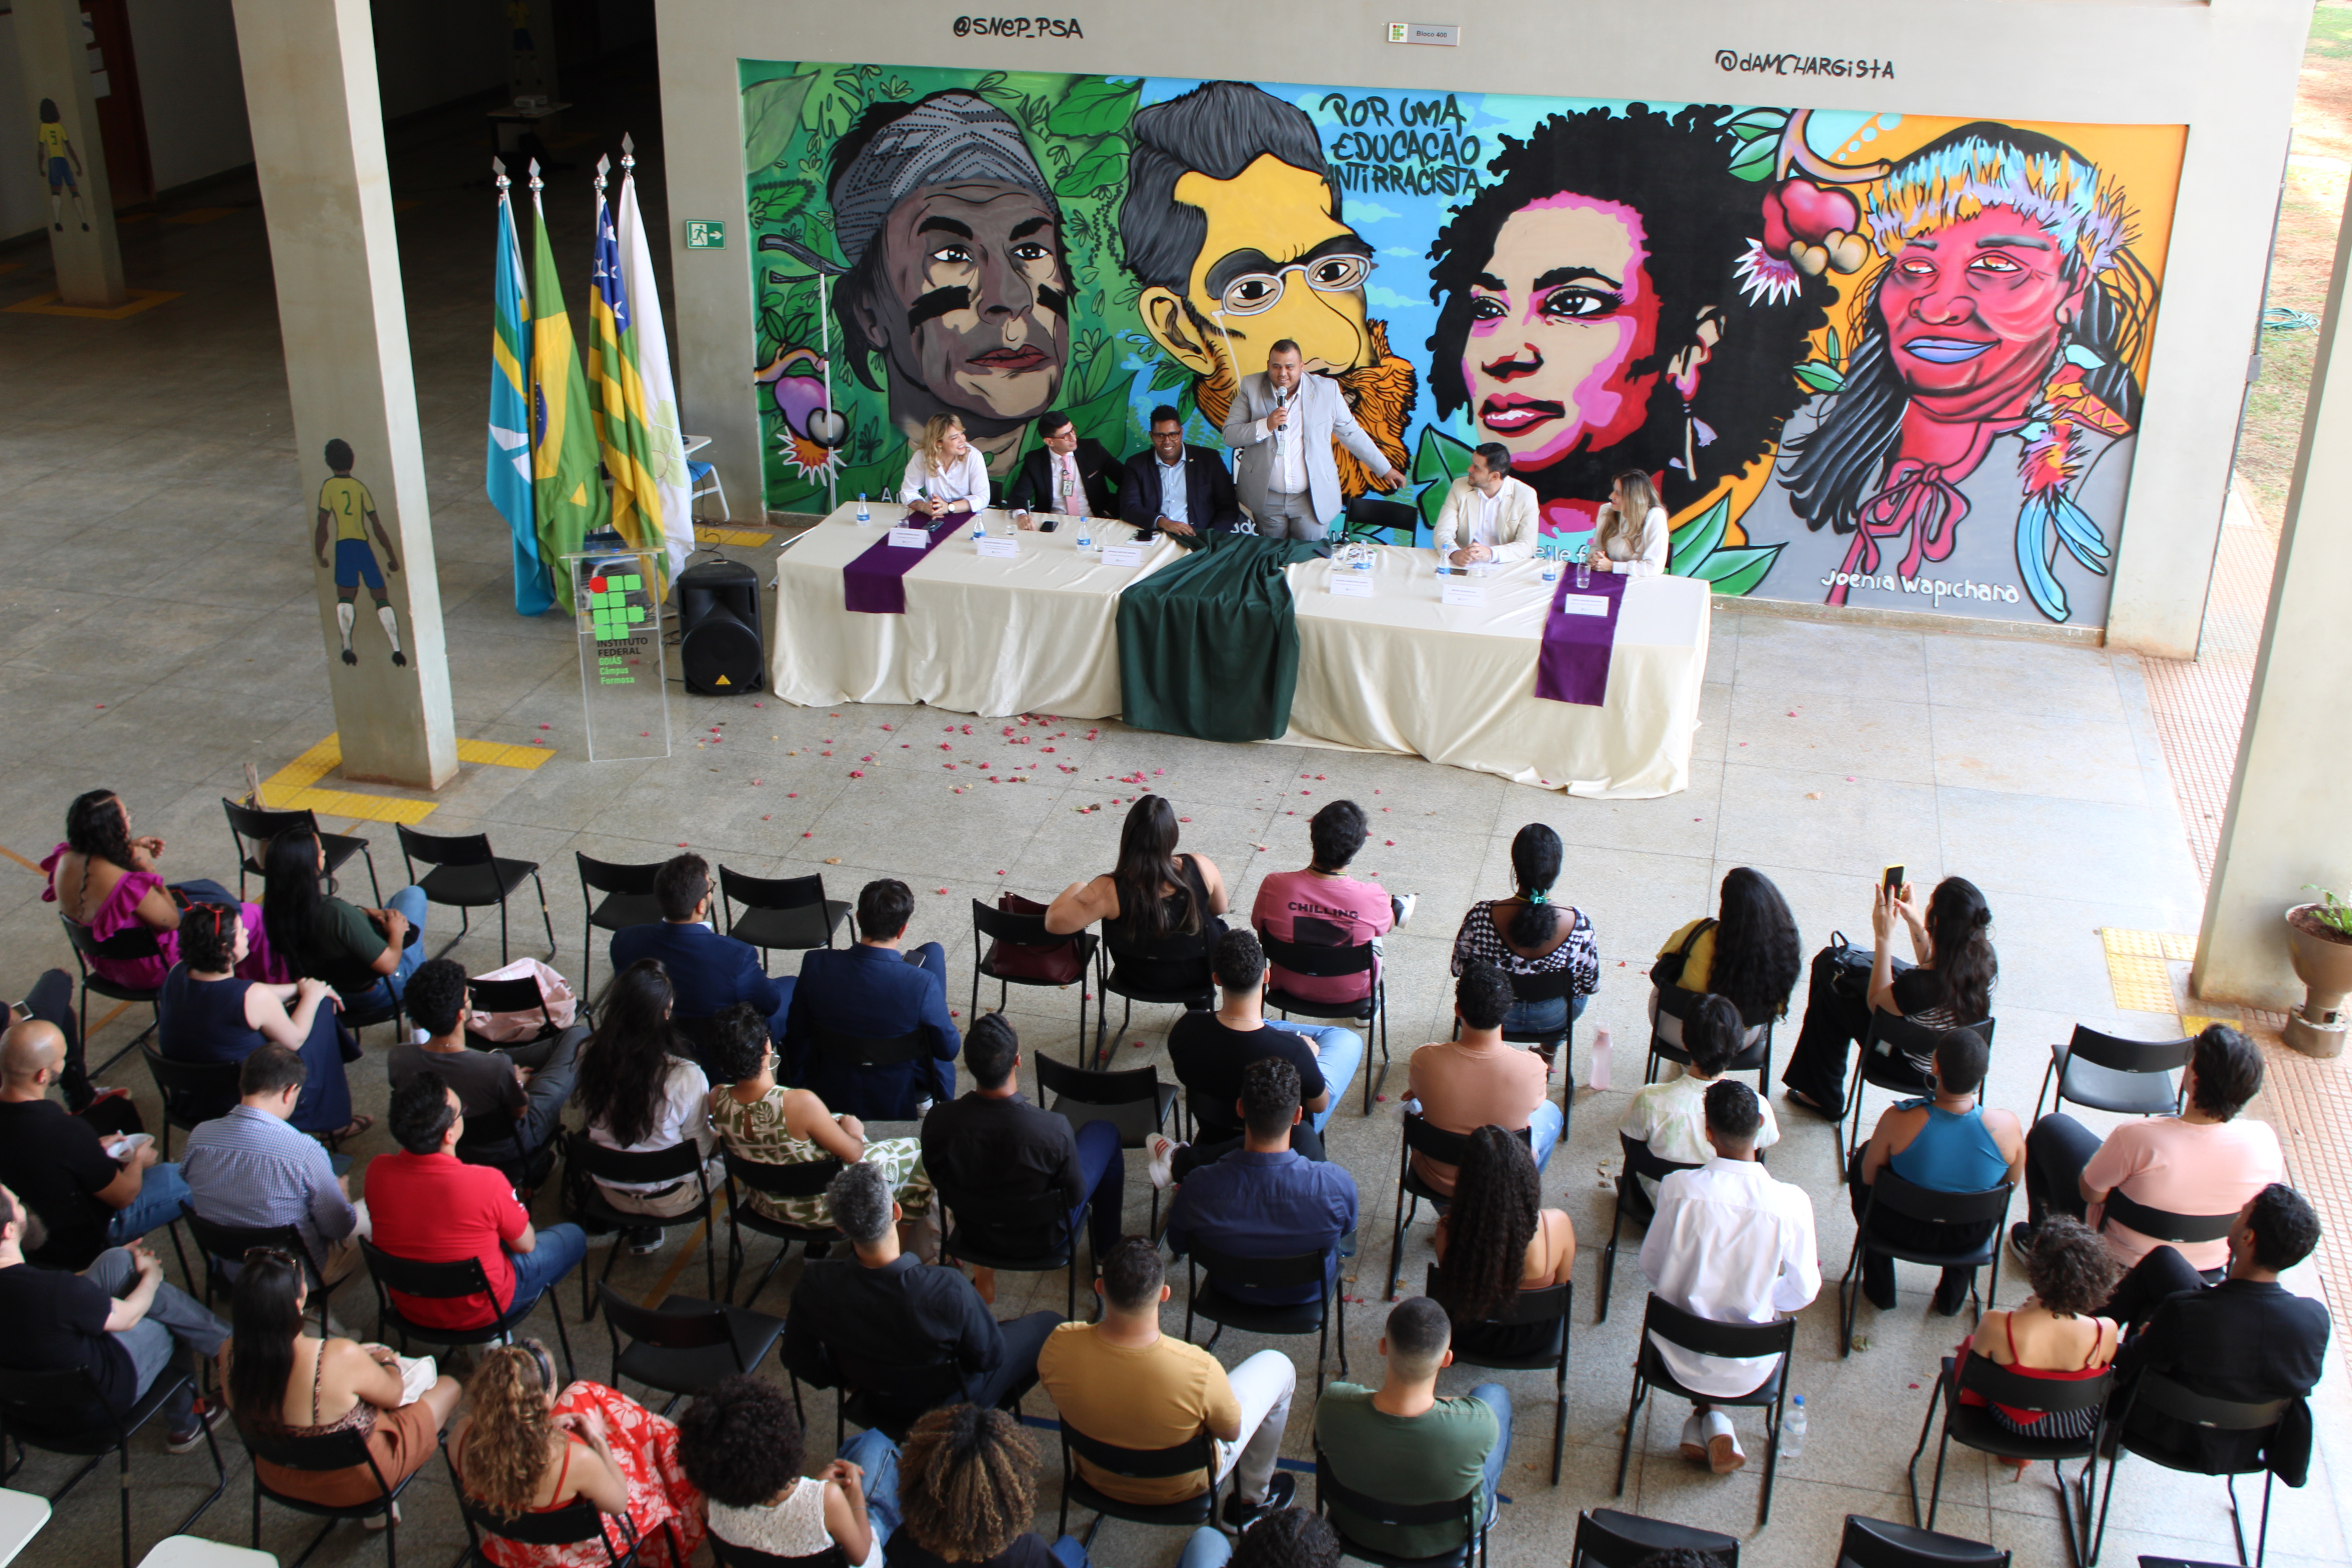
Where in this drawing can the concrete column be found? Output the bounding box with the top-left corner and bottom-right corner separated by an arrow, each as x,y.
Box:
14,0 -> 126,307
2191,182 -> 2352,1020
229,0 -> 455,789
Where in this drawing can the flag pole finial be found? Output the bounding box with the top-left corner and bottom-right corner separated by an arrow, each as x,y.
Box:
527,157 -> 543,195
492,155 -> 509,193
594,153 -> 610,194
621,133 -> 635,172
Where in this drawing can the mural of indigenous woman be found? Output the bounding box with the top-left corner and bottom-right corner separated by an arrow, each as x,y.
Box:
1746,124 -> 2157,623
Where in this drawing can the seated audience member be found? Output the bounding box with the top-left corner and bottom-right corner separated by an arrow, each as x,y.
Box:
1957,1216 -> 2119,1468
781,1162 -> 1059,1433
1409,966 -> 1561,1189
1639,1081 -> 1820,1475
449,1341 -> 706,1568
221,1247 -> 461,1507
1005,408 -> 1120,530
787,879 -> 961,1120
182,1045 -> 364,1286
1116,404 -> 1243,540
1433,442 -> 1541,564
365,1072 -> 588,1333
1316,1297 -> 1509,1558
261,825 -> 428,1009
2106,1183 -> 2332,1480
1038,1237 -> 1298,1528
1177,1507 -> 1343,1568
1623,994 -> 1782,1203
159,902 -> 363,1137
1654,866 -> 1802,1029
1164,1058 -> 1357,1309
2017,1023 -> 2283,1275
1850,1026 -> 2023,1314
1782,876 -> 1997,1118
1449,824 -> 1598,1078
0,1182 -> 227,1452
1047,796 -> 1230,996
1431,1124 -> 1575,1358
923,1013 -> 1119,1301
0,1017 -> 186,1269
1252,799 -> 1414,1009
902,413 -> 991,517
888,1403 -> 1094,1568
578,959 -> 720,1256
610,853 -> 790,1047
706,1001 -> 932,1241
5,968 -> 95,1112
678,1372 -> 895,1568
387,957 -> 580,1179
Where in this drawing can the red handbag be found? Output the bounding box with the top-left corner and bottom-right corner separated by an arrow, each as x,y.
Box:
988,892 -> 1086,985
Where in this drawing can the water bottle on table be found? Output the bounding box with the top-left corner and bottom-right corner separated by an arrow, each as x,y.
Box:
1075,516 -> 1092,553
970,508 -> 987,544
856,492 -> 870,525
1575,542 -> 1592,591
1540,545 -> 1559,587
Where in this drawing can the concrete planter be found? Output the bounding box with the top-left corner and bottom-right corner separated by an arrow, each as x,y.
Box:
2283,904 -> 2352,1058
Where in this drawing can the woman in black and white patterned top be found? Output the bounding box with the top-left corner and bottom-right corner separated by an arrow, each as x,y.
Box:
1450,823 -> 1600,1073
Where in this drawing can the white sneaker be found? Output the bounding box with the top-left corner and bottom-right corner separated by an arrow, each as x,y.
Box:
1678,1414 -> 1705,1463
1147,1134 -> 1182,1190
1392,892 -> 1418,928
1700,1411 -> 1744,1473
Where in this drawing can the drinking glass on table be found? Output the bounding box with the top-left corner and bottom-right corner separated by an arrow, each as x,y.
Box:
1575,544 -> 1592,591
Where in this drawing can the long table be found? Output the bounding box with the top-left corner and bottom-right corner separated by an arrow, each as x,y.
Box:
770,504 -> 1708,798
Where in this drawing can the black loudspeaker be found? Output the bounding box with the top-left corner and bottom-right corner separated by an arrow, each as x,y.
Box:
676,556 -> 765,695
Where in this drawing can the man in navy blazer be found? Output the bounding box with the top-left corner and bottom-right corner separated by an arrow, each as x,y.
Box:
609,855 -> 789,1043
1118,403 -> 1241,540
785,878 -> 959,1120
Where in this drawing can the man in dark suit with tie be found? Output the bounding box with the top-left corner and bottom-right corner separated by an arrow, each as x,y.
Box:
1118,404 -> 1241,540
609,855 -> 789,1052
784,879 -> 960,1120
1004,410 -> 1120,531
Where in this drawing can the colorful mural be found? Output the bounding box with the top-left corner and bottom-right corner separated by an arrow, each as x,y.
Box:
742,63 -> 2183,626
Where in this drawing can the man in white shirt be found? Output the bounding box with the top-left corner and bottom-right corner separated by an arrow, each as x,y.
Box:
1433,444 -> 1542,564
1222,341 -> 1405,541
1638,1079 -> 1818,1475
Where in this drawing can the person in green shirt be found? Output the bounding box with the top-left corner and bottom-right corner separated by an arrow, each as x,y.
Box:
1312,1296 -> 1509,1560
259,827 -> 429,1010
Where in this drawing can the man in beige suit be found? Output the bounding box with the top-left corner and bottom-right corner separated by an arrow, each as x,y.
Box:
1434,444 -> 1542,564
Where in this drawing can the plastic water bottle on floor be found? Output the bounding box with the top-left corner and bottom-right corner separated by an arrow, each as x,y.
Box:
1780,1396 -> 1806,1461
1587,1024 -> 1612,1091
857,492 -> 870,524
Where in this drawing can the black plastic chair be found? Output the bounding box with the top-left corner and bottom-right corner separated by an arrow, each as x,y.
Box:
224,798 -> 380,904
1597,1131 -> 1702,1324
1386,1113 -> 1531,1299
1342,494 -> 1420,544
241,1418 -> 414,1567
1615,1294 -> 1796,1526
1260,924 -> 1389,1114
1422,1262 -> 1572,1484
710,1540 -> 849,1568
2100,1190 -> 2238,1284
449,1440 -> 666,1567
2034,1026 -> 2192,1123
2092,1372 -> 2289,1568
577,852 -> 665,996
972,898 -> 1098,1046
59,914 -> 165,1079
464,972 -> 564,1053
937,1181 -> 1088,1323
139,1036 -> 241,1158
1314,1442 -> 1485,1568
822,1351 -> 973,1446
1842,1013 -> 1996,1183
1570,1507 -> 1739,1567
1092,924 -> 1217,1068
1838,1174 -> 2012,1355
563,1133 -> 719,1317
595,1283 -> 786,1416
719,866 -> 851,969
721,1145 -> 845,1307
395,824 -> 553,964
1646,982 -> 1775,1096
1055,1418 -> 1220,1546
805,1021 -> 932,1120
1906,1352 -> 2112,1561
0,1362 -> 225,1568
356,1238 -> 577,1382
1036,1049 -> 1175,1230
1840,1514 -> 2011,1568
178,1201 -> 346,1328
1183,1235 -> 1348,1389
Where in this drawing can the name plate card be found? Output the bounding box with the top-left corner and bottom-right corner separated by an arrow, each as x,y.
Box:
975,537 -> 1019,559
1554,593 -> 1610,617
1441,581 -> 1486,607
887,527 -> 928,548
1330,576 -> 1375,598
1100,545 -> 1143,568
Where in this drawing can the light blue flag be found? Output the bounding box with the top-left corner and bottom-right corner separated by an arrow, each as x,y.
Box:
489,169 -> 551,615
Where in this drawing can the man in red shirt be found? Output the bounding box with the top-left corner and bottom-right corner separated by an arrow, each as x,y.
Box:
365,1072 -> 585,1330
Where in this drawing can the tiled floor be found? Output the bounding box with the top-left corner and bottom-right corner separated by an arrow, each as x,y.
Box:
0,66 -> 2342,1568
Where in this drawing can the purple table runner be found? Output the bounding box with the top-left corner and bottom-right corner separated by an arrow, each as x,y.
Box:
1533,571 -> 1627,706
843,511 -> 968,614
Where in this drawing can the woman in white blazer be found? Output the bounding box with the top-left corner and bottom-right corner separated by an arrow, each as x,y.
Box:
1589,470 -> 1670,576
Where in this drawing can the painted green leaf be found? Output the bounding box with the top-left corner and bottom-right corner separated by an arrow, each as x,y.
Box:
1793,361 -> 1846,394
1049,77 -> 1141,139
1825,325 -> 1842,365
1055,144 -> 1127,198
1411,426 -> 1477,529
799,66 -> 865,141
1667,496 -> 1731,576
1727,139 -> 1778,182
1147,357 -> 1192,393
749,182 -> 811,227
1690,542 -> 1784,597
1064,367 -> 1138,452
742,75 -> 815,173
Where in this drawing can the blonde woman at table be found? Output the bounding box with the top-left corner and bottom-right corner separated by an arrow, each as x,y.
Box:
1588,470 -> 1669,577
901,414 -> 992,519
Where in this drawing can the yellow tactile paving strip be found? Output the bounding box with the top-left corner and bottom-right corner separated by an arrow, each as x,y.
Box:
696,525 -> 775,547
2100,927 -> 2197,1013
455,738 -> 555,771
2,289 -> 182,320
258,732 -> 553,823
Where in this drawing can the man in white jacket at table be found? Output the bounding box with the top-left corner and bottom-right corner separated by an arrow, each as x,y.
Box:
1433,444 -> 1542,565
1222,340 -> 1405,542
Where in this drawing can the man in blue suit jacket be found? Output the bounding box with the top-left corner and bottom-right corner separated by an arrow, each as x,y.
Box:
609,855 -> 790,1044
785,879 -> 959,1120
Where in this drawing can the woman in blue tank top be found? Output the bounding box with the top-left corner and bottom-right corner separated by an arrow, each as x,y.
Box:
1848,1026 -> 2023,1314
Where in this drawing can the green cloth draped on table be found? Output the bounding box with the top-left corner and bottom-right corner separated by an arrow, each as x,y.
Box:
1116,532 -> 1325,741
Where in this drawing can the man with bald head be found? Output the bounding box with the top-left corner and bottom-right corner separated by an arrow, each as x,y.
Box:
0,1018 -> 188,1269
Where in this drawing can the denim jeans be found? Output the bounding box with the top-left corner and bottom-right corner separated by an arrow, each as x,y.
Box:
503,1222 -> 587,1317
840,1427 -> 902,1563
1501,990 -> 1586,1040
344,885 -> 429,1010
1468,1382 -> 1513,1525
1178,1529 -> 1233,1568
1527,1099 -> 1564,1173
1263,1020 -> 1363,1133
86,1247 -> 227,1434
106,1160 -> 191,1247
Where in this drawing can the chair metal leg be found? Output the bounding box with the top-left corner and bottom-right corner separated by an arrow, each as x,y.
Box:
1757,1384 -> 1784,1526
498,899 -> 512,966
532,872 -> 555,957
1614,1370 -> 1645,1495
1838,1232 -> 1865,1358
1386,1182 -> 1413,1301
1904,1376 -> 1944,1525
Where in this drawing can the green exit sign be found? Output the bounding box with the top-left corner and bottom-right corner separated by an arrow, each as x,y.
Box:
684,220 -> 725,250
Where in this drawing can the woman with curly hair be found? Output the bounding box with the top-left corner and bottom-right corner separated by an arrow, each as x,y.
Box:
676,1373 -> 894,1566
448,1341 -> 704,1567
577,960 -> 718,1255
1959,1215 -> 2121,1465
889,1402 -> 1094,1568
1430,1124 -> 1573,1357
1654,867 -> 1803,1026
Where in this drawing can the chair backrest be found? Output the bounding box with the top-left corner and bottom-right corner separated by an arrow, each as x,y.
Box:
1836,1514 -> 2010,1568
1648,984 -> 1772,1053
1258,927 -> 1377,981
1186,1236 -> 1330,1296
238,1419 -> 380,1477
1571,1507 -> 1740,1568
595,1284 -> 735,1350
1865,1010 -> 1996,1067
1420,1263 -> 1572,1332
1865,1171 -> 2014,1231
1640,1292 -> 1796,1364
0,1364 -> 115,1439
1952,1352 -> 2115,1421
397,824 -> 494,869
1345,495 -> 1419,538
1313,1445 -> 1479,1547
576,851 -> 664,898
719,866 -> 829,917
1060,1418 -> 1218,1482
834,1349 -> 967,1416
1403,1111 -> 1531,1171
60,911 -> 161,965
1505,968 -> 1580,1004
710,1538 -> 849,1568
224,799 -> 322,868
2066,1026 -> 2193,1080
2127,1369 -> 2289,1435
565,1130 -> 711,1191
722,1145 -> 844,1203
140,1037 -> 241,1123
1035,1051 -> 1162,1112
936,1182 -> 1076,1256
1617,1129 -> 1703,1192
809,1021 -> 928,1068
1101,914 -> 1215,968
971,899 -> 1062,947
457,1484 -> 626,1554
359,1238 -> 500,1307
178,1202 -> 319,1282
2100,1188 -> 2236,1247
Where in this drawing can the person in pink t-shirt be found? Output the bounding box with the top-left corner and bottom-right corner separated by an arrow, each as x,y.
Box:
2017,1024 -> 2283,1275
1251,801 -> 1414,1008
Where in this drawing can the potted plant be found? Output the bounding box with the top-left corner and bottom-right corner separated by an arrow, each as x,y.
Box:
2283,886 -> 2352,1058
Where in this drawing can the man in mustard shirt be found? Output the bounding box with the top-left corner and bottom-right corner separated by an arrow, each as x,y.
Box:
36,99 -> 88,234
312,439 -> 406,667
